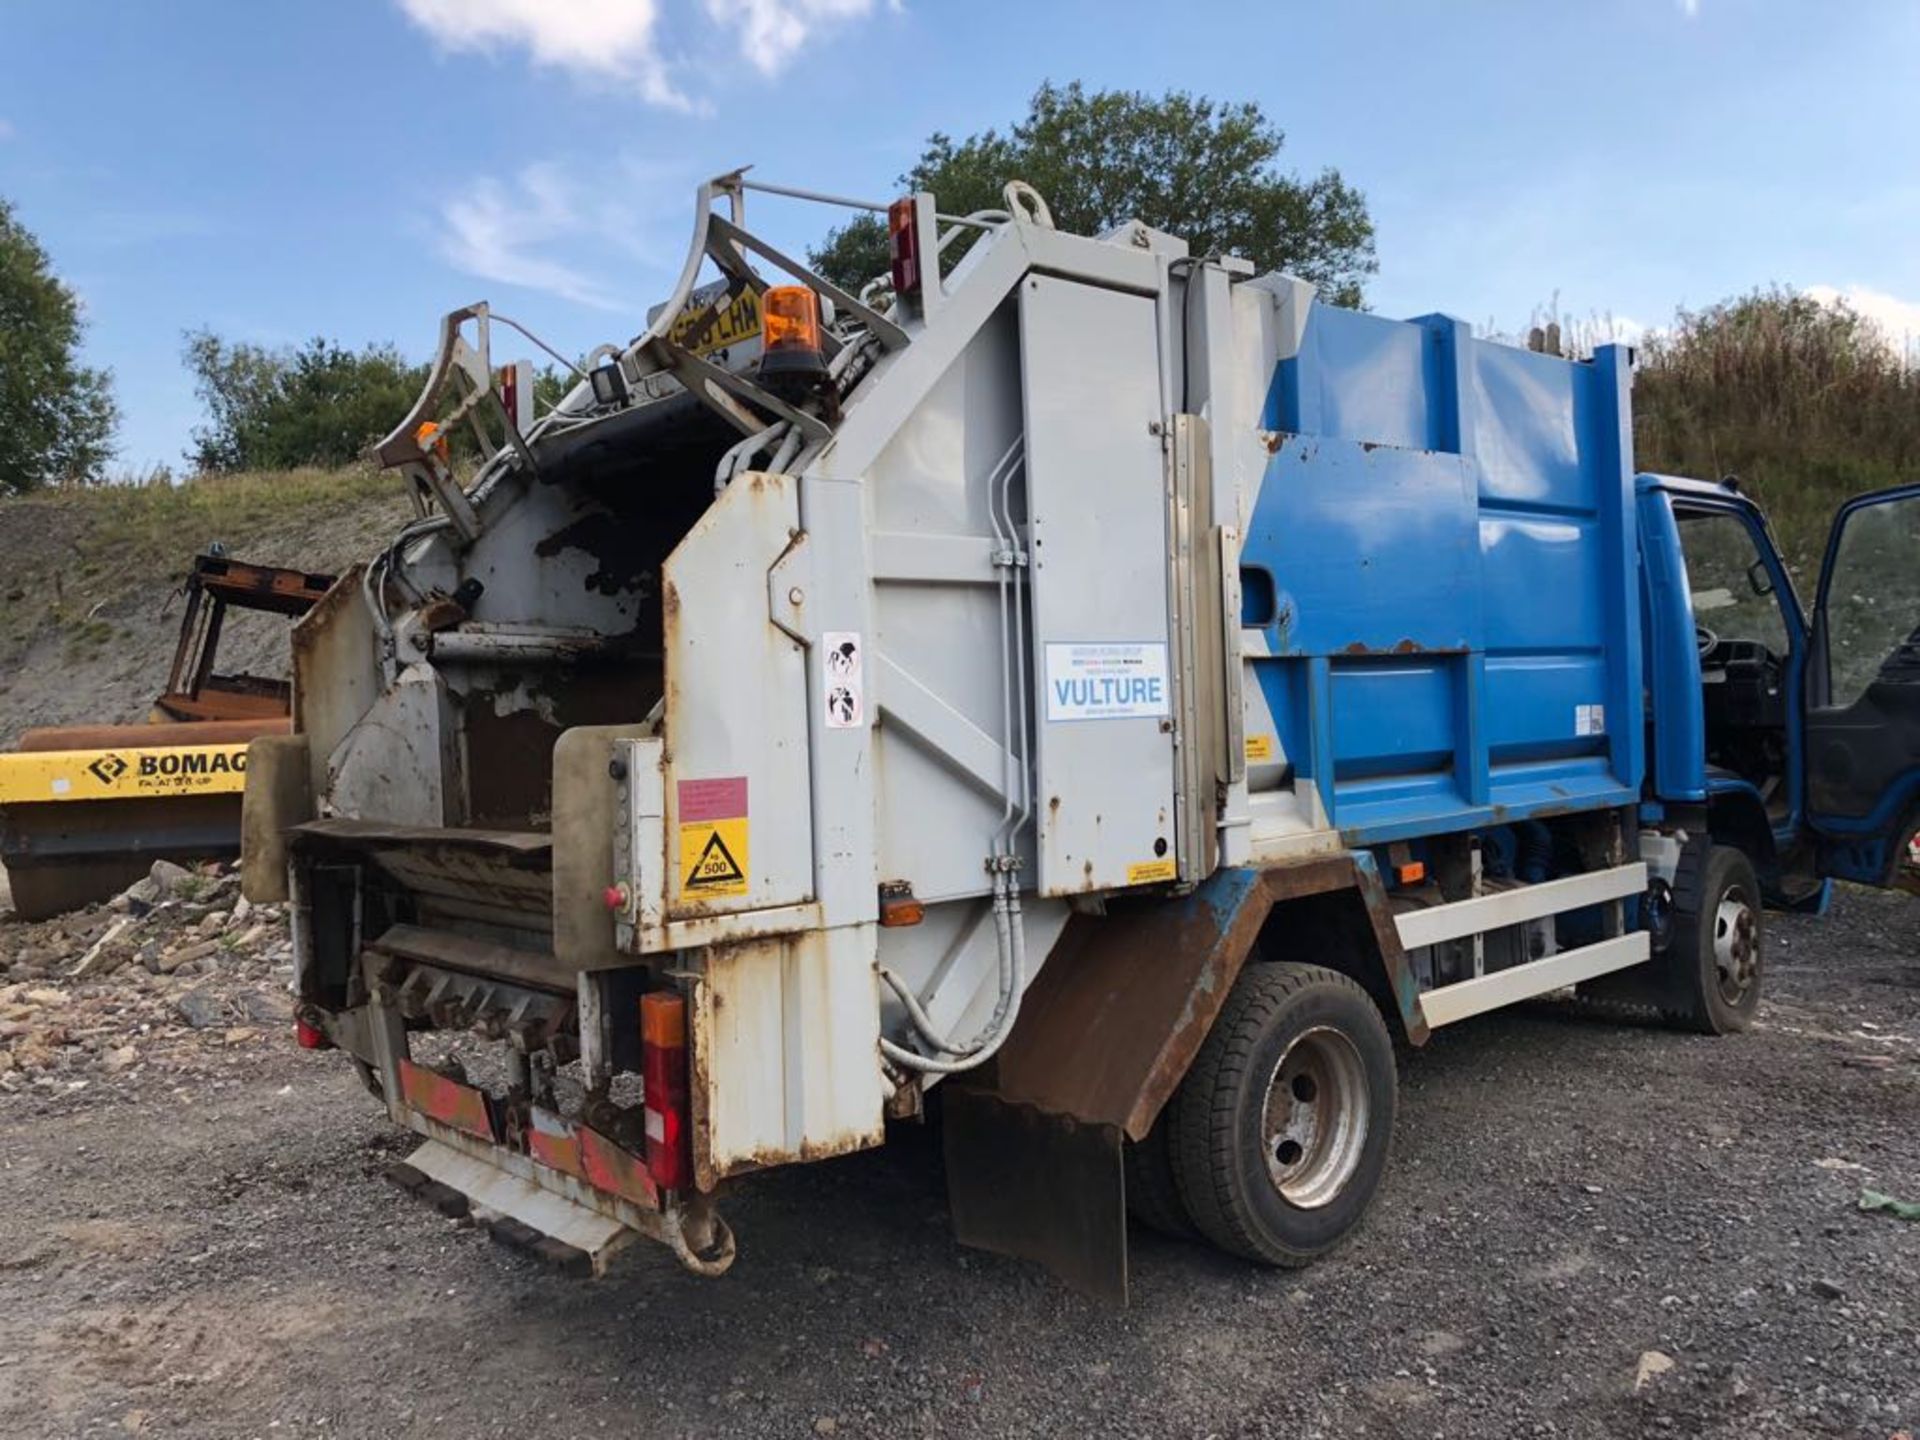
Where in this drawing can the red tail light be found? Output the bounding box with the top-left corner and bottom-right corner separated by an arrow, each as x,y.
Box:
888,197 -> 921,300
295,1019 -> 332,1050
640,991 -> 691,1191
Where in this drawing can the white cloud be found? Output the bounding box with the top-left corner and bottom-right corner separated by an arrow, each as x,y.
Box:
439,165 -> 626,311
1677,0 -> 1700,15
395,0 -> 883,102
1806,283 -> 1920,355
395,0 -> 683,106
1604,315 -> 1652,345
702,0 -> 879,75
435,159 -> 695,312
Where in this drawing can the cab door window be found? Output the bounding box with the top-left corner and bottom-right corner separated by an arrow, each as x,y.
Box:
1676,508 -> 1793,811
1678,511 -> 1788,656
1818,494 -> 1920,707
1804,484 -> 1920,886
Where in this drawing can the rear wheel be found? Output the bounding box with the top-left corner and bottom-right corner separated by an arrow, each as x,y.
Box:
1671,844 -> 1763,1034
1170,962 -> 1397,1266
1122,1105 -> 1194,1239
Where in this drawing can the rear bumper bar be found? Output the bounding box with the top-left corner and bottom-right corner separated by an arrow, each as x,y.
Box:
318,973 -> 734,1278
373,1043 -> 734,1277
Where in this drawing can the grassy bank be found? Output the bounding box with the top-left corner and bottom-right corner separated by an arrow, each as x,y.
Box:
0,467 -> 412,741
1633,288 -> 1920,580
0,466 -> 398,649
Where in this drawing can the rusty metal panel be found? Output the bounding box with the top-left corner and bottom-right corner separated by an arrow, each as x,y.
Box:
1350,854 -> 1431,1043
188,554 -> 336,617
527,1106 -> 584,1178
983,854 -> 1427,1146
398,1059 -> 496,1142
369,924 -> 575,997
688,926 -> 887,1188
527,1107 -> 663,1211
291,562 -> 385,804
151,687 -> 290,724
661,470 -> 814,919
240,735 -> 311,904
292,820 -> 554,935
552,724 -> 653,972
577,1124 -> 662,1210
322,662 -> 459,827
943,1086 -> 1127,1304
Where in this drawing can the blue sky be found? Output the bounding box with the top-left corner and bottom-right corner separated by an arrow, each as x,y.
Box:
3,0 -> 1917,471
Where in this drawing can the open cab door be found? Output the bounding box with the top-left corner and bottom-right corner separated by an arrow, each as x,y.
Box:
1804,483 -> 1920,892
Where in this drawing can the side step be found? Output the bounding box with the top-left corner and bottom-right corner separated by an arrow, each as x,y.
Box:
388,1139 -> 637,1277
1420,931 -> 1651,1028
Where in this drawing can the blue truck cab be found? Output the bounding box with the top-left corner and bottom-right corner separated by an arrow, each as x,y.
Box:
1640,472 -> 1920,900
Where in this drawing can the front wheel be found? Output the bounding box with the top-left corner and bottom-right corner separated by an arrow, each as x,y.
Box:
1671,843 -> 1763,1035
1170,963 -> 1397,1266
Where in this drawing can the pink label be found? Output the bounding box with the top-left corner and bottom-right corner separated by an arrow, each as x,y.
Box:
677,776 -> 747,822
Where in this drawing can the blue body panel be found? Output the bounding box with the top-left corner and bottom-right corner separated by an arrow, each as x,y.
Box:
1247,306 -> 1642,845
1638,474 -> 1809,848
1637,482 -> 1709,803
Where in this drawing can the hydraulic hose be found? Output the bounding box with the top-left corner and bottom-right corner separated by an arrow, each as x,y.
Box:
878,882 -> 1028,1076
712,422 -> 789,496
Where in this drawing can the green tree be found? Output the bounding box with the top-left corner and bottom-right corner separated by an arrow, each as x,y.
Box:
808,82 -> 1377,306
184,331 -> 427,472
185,329 -> 576,473
0,197 -> 118,492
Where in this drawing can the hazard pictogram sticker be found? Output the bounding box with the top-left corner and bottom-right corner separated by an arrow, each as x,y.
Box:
685,828 -> 746,890
677,776 -> 749,898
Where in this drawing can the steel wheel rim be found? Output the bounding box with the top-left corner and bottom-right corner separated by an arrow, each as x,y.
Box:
1261,1026 -> 1370,1209
1712,886 -> 1758,1005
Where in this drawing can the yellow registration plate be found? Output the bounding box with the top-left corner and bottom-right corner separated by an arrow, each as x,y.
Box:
667,288 -> 762,357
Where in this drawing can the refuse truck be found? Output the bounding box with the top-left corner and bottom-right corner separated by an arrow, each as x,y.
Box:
241,171 -> 1920,1299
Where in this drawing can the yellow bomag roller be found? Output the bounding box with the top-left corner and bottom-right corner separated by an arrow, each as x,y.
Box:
0,553 -> 332,919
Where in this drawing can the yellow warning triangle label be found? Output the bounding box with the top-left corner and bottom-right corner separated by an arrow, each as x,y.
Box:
686,830 -> 745,888
678,814 -> 749,897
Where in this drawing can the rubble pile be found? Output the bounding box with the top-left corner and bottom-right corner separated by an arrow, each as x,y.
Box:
0,859 -> 295,1096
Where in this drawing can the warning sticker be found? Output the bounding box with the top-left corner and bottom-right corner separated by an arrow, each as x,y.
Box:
822,631 -> 864,729
1574,703 -> 1607,738
677,776 -> 750,898
1244,733 -> 1275,762
1126,858 -> 1177,885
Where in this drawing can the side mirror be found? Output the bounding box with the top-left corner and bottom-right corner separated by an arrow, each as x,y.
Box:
1746,559 -> 1774,598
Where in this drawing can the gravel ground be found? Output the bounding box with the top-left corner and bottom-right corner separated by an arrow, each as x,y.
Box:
0,889 -> 1915,1440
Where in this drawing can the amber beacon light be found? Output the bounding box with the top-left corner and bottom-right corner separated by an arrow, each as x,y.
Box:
758,285 -> 828,391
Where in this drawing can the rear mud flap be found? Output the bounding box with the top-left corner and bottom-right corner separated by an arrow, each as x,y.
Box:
941,1086 -> 1128,1304
389,1138 -> 637,1277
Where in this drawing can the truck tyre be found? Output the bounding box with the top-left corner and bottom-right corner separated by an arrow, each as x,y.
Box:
1170,963 -> 1396,1267
1672,844 -> 1763,1035
1123,1106 -> 1195,1239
